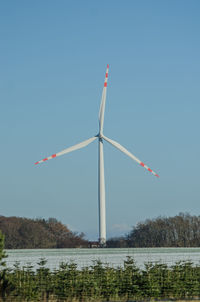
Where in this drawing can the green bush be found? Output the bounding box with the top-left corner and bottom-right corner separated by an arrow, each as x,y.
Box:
1,257 -> 200,301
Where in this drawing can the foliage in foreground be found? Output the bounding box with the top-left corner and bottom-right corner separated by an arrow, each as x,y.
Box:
0,257 -> 200,301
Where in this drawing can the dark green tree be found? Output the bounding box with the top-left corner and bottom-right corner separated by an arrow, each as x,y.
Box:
0,230 -> 10,301
0,230 -> 6,267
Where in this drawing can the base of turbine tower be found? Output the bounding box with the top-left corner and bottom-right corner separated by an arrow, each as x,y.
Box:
99,238 -> 106,248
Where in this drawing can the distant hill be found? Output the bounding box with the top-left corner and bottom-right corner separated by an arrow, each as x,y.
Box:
0,216 -> 88,249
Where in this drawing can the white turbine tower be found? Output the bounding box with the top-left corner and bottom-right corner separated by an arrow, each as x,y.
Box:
35,65 -> 159,247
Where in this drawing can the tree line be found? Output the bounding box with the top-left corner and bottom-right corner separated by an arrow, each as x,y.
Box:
107,213 -> 200,247
0,216 -> 88,249
1,213 -> 200,248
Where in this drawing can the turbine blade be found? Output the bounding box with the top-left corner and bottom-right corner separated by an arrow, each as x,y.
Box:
35,136 -> 97,165
102,135 -> 159,177
99,64 -> 109,133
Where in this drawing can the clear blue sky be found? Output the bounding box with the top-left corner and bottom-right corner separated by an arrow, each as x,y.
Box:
0,1 -> 200,240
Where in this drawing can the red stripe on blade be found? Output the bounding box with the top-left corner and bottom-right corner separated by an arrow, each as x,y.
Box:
140,162 -> 145,167
155,174 -> 160,177
106,73 -> 108,78
52,154 -> 56,158
104,82 -> 107,87
107,64 -> 109,68
148,168 -> 152,172
43,158 -> 48,162
35,162 -> 39,165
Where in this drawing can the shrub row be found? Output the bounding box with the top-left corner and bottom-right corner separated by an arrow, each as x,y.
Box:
0,257 -> 200,301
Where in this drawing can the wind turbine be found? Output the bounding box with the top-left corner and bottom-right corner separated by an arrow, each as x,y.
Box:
35,65 -> 159,247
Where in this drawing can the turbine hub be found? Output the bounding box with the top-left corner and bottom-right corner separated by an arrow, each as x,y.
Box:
97,132 -> 103,139
98,133 -> 103,142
